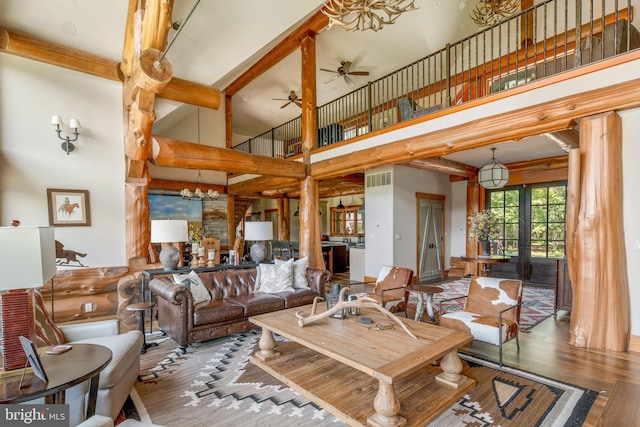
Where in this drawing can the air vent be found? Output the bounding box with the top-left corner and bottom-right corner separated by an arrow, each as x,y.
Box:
366,171 -> 392,188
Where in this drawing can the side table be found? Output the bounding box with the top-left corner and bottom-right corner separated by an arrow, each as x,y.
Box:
405,284 -> 443,323
0,343 -> 111,420
127,302 -> 157,354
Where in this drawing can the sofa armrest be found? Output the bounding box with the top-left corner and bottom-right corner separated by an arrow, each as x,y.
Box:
149,276 -> 194,305
305,268 -> 331,294
59,319 -> 120,342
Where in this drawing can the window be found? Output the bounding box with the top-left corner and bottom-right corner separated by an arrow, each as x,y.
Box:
530,186 -> 566,258
330,207 -> 363,237
490,189 -> 521,256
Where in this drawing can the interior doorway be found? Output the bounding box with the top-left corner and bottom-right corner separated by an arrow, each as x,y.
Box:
416,193 -> 445,282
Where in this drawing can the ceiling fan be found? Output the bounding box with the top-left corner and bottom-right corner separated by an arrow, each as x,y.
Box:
272,90 -> 302,109
320,61 -> 370,86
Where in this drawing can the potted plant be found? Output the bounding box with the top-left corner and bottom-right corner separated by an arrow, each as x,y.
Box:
468,209 -> 500,257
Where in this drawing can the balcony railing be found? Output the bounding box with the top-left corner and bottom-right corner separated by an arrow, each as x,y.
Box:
233,0 -> 638,159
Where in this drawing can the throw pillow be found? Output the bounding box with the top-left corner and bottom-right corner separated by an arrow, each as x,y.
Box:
31,288 -> 65,347
172,271 -> 212,305
257,259 -> 294,293
275,256 -> 309,289
252,266 -> 262,293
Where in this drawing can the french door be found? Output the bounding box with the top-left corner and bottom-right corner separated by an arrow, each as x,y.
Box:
417,194 -> 444,281
488,182 -> 567,286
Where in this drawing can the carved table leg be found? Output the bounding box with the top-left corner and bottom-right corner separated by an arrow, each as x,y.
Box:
436,350 -> 468,387
366,380 -> 407,427
254,328 -> 281,362
414,293 -> 424,322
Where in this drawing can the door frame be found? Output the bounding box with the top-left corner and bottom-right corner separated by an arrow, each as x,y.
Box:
415,192 -> 446,281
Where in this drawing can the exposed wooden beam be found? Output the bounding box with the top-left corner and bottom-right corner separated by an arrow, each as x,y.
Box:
152,136 -> 307,179
225,10 -> 328,96
543,128 -> 580,152
0,27 -> 220,109
404,157 -> 478,178
311,78 -> 640,180
229,176 -> 299,197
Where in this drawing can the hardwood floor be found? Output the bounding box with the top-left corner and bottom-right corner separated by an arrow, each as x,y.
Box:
331,272 -> 640,426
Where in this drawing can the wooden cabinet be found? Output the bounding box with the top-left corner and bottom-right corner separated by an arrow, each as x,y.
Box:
555,259 -> 572,312
330,207 -> 363,237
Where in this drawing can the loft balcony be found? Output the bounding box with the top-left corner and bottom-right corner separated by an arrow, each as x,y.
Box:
231,0 -> 639,161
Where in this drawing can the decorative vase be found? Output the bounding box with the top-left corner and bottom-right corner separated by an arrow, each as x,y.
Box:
478,239 -> 491,258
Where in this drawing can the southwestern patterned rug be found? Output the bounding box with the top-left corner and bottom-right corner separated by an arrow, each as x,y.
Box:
126,329 -> 596,427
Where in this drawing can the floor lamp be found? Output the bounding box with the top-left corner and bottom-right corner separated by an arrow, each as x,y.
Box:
0,226 -> 56,373
245,222 -> 273,263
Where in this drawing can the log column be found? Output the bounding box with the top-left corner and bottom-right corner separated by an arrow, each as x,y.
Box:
298,31 -> 323,269
277,198 -> 290,241
567,111 -> 630,351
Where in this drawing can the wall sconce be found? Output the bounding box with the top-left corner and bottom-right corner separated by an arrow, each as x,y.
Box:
51,115 -> 81,155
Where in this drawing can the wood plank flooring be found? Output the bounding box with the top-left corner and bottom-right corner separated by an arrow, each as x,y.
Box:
331,272 -> 640,426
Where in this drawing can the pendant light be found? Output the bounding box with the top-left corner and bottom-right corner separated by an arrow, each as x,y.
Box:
337,197 -> 345,209
478,148 -> 509,189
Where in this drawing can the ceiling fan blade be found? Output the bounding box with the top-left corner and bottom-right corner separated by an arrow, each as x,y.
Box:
324,74 -> 341,84
344,75 -> 355,86
294,101 -> 302,108
280,102 -> 291,109
347,71 -> 369,76
320,68 -> 339,74
272,98 -> 288,101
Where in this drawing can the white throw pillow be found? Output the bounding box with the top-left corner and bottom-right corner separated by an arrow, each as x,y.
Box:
275,256 -> 309,289
172,271 -> 212,305
257,259 -> 295,293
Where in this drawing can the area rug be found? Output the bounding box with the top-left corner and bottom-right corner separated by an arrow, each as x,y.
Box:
407,278 -> 555,331
128,330 -> 596,427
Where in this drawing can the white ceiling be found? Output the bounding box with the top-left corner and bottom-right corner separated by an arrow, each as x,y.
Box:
0,0 -> 568,169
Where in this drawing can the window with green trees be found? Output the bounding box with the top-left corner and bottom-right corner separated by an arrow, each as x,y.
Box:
490,189 -> 520,256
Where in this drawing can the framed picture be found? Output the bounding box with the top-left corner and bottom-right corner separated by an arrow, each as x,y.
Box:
47,189 -> 91,227
19,336 -> 48,383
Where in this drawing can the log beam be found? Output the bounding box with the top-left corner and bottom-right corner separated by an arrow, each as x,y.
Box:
152,137 -> 306,179
404,157 -> 478,178
567,111 -> 630,351
0,26 -> 220,109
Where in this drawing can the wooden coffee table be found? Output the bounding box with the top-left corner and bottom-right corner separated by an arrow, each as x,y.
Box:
250,305 -> 474,427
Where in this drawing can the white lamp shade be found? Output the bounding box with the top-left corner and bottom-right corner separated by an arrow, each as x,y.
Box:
0,226 -> 56,290
51,115 -> 63,126
69,118 -> 82,129
151,220 -> 188,243
245,221 -> 273,241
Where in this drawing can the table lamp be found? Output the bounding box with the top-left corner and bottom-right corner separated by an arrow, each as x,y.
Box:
245,221 -> 273,263
151,220 -> 188,271
0,226 -> 56,373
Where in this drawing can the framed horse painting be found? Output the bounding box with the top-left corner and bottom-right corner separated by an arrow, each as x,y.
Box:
47,188 -> 91,226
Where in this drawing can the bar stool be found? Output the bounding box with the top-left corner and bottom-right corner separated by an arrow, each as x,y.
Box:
126,301 -> 157,354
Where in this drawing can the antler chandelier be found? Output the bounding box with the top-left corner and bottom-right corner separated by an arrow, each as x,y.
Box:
471,0 -> 521,27
323,0 -> 418,32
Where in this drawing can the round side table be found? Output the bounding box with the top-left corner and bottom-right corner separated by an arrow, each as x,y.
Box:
127,302 -> 157,354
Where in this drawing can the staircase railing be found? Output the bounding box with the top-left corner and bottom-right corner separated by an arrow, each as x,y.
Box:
233,0 -> 638,158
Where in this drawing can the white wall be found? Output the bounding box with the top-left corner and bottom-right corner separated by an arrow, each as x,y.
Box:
0,54 -> 125,266
450,180 -> 469,258
620,107 -> 640,335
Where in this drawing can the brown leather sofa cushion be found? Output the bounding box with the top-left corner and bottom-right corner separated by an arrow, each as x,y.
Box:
277,289 -> 321,308
193,300 -> 245,326
225,292 -> 285,316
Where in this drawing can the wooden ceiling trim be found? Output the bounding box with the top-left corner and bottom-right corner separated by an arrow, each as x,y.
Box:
404,157 -> 478,178
151,136 -> 306,179
224,10 -> 328,96
310,77 -> 640,180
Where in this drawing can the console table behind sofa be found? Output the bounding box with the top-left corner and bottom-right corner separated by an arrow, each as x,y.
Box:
150,266 -> 330,352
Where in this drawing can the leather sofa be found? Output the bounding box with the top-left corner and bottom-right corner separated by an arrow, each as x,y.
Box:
150,266 -> 330,352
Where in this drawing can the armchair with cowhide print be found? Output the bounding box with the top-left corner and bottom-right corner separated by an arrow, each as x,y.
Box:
439,276 -> 523,367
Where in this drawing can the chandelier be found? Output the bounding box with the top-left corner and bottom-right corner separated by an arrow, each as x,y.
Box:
478,148 -> 509,189
471,0 -> 521,27
322,0 -> 418,32
181,170 -> 220,200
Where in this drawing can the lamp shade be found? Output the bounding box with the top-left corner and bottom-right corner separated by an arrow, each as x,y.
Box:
478,148 -> 509,189
0,226 -> 56,290
244,221 -> 273,241
150,220 -> 188,243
